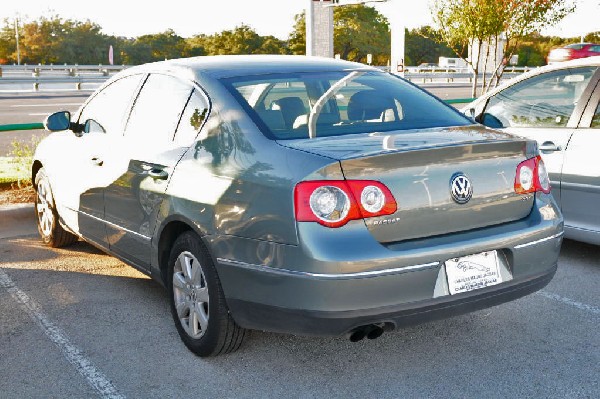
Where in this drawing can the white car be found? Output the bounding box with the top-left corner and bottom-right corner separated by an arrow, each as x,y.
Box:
462,56 -> 600,245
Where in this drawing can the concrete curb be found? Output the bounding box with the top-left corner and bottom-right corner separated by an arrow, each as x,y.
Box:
0,203 -> 37,239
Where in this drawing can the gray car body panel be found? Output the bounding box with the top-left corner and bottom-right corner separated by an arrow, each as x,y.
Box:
33,55 -> 564,337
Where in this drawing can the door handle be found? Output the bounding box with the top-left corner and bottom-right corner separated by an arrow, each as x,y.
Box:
539,141 -> 562,153
148,169 -> 169,180
90,157 -> 103,166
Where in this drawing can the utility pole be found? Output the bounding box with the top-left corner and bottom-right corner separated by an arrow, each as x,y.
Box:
14,18 -> 21,65
305,0 -> 404,75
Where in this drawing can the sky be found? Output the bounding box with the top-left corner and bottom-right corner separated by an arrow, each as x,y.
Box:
1,0 -> 598,40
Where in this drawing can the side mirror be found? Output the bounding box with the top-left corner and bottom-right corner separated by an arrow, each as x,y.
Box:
44,111 -> 71,131
480,113 -> 503,128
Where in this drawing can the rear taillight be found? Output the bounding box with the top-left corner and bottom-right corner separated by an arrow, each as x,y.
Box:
514,155 -> 551,194
294,180 -> 397,228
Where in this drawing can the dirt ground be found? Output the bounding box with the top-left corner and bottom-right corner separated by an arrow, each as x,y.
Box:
0,184 -> 35,206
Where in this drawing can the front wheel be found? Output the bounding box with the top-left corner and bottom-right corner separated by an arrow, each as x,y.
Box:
34,167 -> 78,247
167,231 -> 247,357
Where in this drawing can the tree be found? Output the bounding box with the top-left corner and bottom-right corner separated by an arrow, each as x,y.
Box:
200,24 -> 286,55
333,4 -> 390,63
0,18 -> 17,64
431,0 -> 576,97
405,26 -> 456,66
288,12 -> 306,55
17,15 -> 67,64
288,4 -> 390,65
58,20 -> 112,64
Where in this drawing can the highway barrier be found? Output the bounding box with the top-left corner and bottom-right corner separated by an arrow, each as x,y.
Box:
0,63 -> 531,92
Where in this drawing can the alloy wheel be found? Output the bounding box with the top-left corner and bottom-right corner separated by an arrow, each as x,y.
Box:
172,251 -> 209,339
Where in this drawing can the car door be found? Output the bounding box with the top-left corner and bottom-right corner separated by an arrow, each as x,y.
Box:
102,73 -> 208,269
559,79 -> 600,243
54,74 -> 145,246
477,66 -> 598,208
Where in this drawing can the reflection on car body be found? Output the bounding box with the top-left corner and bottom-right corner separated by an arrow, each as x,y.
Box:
35,55 -> 563,357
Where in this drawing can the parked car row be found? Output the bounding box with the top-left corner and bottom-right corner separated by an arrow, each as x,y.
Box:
547,43 -> 600,64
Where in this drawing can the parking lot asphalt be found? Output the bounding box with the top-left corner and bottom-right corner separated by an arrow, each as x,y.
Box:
0,204 -> 598,398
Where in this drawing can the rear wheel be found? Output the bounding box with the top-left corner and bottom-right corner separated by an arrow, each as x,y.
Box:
34,167 -> 78,247
167,231 -> 246,357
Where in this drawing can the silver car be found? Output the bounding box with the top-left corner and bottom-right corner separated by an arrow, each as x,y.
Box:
463,56 -> 600,245
35,55 -> 563,357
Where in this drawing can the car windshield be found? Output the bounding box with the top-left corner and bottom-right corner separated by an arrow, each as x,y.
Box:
221,71 -> 471,140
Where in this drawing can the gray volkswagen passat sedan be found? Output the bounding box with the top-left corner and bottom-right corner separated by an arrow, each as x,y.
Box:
35,55 -> 563,357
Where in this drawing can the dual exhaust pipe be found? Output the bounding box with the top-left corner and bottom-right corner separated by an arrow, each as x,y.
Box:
348,324 -> 386,342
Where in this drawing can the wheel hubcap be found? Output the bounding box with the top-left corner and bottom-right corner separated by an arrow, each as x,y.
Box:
173,251 -> 209,339
36,179 -> 54,237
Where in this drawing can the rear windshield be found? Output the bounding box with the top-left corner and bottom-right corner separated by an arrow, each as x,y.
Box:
221,71 -> 471,140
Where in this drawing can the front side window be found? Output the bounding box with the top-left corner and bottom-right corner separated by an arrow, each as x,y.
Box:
222,71 -> 471,140
125,74 -> 193,142
79,74 -> 145,134
481,66 -> 597,129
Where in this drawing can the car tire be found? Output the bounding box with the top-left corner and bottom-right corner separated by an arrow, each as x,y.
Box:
167,231 -> 247,357
34,167 -> 78,248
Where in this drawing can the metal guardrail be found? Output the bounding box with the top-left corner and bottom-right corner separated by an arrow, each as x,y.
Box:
0,73 -> 521,91
0,64 -> 127,91
0,64 -> 128,74
0,76 -> 108,91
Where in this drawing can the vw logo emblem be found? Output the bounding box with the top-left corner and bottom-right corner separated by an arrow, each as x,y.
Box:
450,173 -> 473,204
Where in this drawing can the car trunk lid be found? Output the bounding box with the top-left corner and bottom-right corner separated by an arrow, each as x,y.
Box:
279,126 -> 537,243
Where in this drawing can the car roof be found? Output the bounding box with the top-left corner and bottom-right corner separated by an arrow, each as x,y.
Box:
119,55 -> 379,81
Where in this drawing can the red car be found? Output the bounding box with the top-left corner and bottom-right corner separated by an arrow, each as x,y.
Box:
547,42 -> 600,64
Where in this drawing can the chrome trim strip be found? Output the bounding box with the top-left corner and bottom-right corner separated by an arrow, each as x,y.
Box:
79,210 -> 151,241
514,232 -> 564,249
216,258 -> 440,280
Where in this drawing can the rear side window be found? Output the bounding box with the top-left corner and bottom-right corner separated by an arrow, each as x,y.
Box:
481,66 -> 597,128
174,90 -> 209,146
222,71 -> 470,140
126,74 -> 193,142
79,74 -> 145,134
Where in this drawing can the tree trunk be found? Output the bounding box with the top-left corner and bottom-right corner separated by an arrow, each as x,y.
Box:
481,38 -> 490,92
470,39 -> 482,98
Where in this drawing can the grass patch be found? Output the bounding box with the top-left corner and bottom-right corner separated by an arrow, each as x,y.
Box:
0,137 -> 41,188
0,156 -> 30,185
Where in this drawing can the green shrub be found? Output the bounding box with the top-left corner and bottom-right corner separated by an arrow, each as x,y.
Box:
4,137 -> 42,188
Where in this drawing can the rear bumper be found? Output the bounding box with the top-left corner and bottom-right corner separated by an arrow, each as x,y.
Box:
210,193 -> 563,336
227,264 -> 556,336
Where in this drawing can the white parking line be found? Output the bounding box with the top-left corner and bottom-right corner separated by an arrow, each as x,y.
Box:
0,268 -> 125,399
538,290 -> 600,316
11,104 -> 82,108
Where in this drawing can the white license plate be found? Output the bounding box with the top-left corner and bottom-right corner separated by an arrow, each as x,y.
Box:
445,251 -> 502,295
